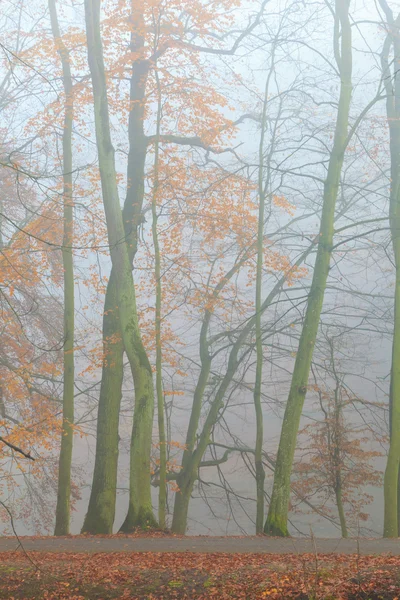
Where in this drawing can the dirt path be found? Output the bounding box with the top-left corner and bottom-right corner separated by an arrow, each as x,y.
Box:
0,536 -> 399,554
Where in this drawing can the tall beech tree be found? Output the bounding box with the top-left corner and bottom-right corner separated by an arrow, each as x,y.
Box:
84,0 -> 157,531
264,0 -> 353,536
48,0 -> 75,538
82,0 -> 268,534
151,60 -> 167,529
379,0 -> 400,538
82,0 -> 152,535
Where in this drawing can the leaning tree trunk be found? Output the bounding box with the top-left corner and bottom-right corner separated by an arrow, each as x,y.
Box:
171,243 -> 316,534
84,0 -> 156,532
50,0 -> 75,537
264,0 -> 352,537
380,8 -> 400,537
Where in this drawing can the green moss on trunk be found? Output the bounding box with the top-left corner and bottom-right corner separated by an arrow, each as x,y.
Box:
382,18 -> 400,538
82,273 -> 123,534
50,0 -> 75,537
264,0 -> 352,537
84,0 -> 156,533
171,479 -> 193,535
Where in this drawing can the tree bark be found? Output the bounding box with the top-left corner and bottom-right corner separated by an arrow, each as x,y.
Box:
380,6 -> 400,537
82,43 -> 149,533
151,66 -> 167,529
81,273 -> 123,534
84,0 -> 156,532
49,0 -> 75,537
335,485 -> 348,538
253,67 -> 271,534
264,0 -> 352,537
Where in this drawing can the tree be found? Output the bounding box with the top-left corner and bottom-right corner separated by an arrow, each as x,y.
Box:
377,0 -> 400,538
82,0 -> 152,535
83,0 -> 268,534
294,337 -> 382,538
151,55 -> 167,529
264,0 -> 353,537
84,0 -> 157,531
48,0 -> 75,537
0,149 -> 64,530
0,3 -> 67,529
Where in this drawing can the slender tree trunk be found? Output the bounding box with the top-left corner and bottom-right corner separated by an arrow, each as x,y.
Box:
151,67 -> 167,530
253,70 -> 270,534
334,484 -> 348,538
84,0 -> 156,532
331,354 -> 348,539
264,0 -> 352,536
49,0 -> 75,537
381,9 -> 400,537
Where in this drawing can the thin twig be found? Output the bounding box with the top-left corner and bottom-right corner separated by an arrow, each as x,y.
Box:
0,500 -> 39,572
0,436 -> 35,460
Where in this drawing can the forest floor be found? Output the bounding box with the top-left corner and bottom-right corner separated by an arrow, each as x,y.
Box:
1,548 -> 400,599
1,536 -> 400,598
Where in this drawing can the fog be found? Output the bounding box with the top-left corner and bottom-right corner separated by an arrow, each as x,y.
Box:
0,0 -> 397,541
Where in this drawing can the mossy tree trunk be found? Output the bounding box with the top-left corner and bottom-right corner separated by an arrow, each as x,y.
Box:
84,0 -> 156,532
380,6 -> 400,538
50,0 -> 75,537
81,272 -> 123,534
82,21 -> 149,535
82,1 -> 151,534
253,68 -> 271,534
264,0 -> 352,537
252,46 -> 280,533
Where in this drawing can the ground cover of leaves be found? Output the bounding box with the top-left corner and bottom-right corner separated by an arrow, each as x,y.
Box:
1,551 -> 400,599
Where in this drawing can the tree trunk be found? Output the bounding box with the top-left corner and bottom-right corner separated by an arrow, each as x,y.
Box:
335,485 -> 348,538
81,49 -> 149,534
82,0 -> 151,534
84,0 -> 156,532
120,6 -> 156,531
151,67 -> 167,530
81,272 -> 123,534
383,17 -> 400,535
50,0 -> 75,537
119,357 -> 157,530
264,0 -> 352,537
253,68 -> 270,534
171,475 -> 194,534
